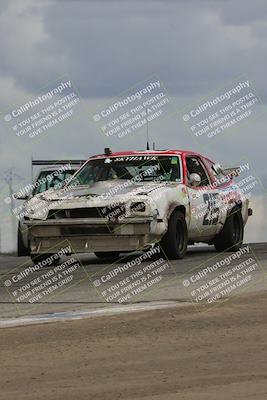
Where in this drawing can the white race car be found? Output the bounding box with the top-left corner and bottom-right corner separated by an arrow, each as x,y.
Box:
23,149 -> 252,261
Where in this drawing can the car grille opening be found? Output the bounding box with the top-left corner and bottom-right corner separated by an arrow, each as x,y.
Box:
47,205 -> 126,219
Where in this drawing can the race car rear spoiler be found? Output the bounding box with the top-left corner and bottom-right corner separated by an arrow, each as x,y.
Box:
31,159 -> 86,166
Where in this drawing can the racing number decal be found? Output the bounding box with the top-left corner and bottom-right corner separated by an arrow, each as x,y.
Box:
203,193 -> 220,225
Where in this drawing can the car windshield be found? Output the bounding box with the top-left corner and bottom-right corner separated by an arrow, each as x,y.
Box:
69,155 -> 182,186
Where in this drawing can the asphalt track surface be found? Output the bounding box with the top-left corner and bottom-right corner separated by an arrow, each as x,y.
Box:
0,243 -> 266,321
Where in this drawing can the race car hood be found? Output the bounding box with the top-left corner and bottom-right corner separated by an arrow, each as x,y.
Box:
39,180 -> 177,199
23,179 -> 187,220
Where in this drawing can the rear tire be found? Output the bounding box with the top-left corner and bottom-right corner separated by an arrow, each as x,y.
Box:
214,207 -> 244,252
160,210 -> 188,259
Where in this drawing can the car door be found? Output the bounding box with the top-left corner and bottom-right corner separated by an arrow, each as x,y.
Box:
185,155 -> 222,239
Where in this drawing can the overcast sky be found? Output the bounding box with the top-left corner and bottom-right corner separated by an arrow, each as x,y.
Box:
0,0 -> 267,250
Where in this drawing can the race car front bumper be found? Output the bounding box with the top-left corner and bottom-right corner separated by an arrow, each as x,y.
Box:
25,217 -> 157,254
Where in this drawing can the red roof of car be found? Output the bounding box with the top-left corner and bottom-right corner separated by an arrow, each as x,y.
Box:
90,149 -> 204,159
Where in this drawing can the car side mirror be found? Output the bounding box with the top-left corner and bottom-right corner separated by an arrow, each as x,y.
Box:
189,173 -> 201,187
212,163 -> 223,175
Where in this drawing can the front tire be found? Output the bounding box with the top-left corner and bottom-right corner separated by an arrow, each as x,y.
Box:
160,210 -> 188,259
17,225 -> 30,256
214,207 -> 244,252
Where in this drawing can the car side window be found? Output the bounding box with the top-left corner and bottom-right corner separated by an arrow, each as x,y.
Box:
186,156 -> 210,187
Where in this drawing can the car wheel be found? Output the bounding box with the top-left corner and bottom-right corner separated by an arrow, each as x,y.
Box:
214,207 -> 244,252
160,210 -> 188,259
94,252 -> 120,259
17,226 -> 30,256
30,254 -> 61,266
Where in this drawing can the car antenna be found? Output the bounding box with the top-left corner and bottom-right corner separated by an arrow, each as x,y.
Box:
146,107 -> 150,150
